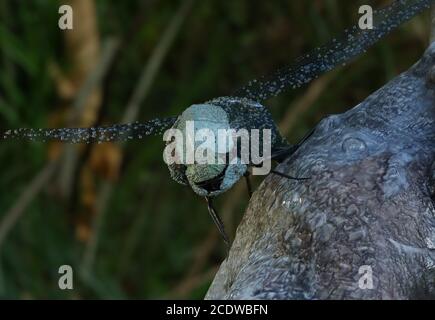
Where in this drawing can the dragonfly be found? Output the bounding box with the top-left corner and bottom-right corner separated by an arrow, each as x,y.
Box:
2,0 -> 434,246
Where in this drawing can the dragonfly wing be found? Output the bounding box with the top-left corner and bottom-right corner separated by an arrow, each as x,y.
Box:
1,116 -> 178,143
233,0 -> 433,102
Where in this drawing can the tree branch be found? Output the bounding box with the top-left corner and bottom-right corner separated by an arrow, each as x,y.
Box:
206,43 -> 435,300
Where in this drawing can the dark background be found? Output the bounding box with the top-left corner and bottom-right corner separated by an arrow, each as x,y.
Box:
0,0 -> 430,299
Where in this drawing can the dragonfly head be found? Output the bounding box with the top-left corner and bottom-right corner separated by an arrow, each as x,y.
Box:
165,102 -> 247,196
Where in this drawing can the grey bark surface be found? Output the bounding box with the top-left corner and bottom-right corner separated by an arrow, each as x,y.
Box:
206,43 -> 435,300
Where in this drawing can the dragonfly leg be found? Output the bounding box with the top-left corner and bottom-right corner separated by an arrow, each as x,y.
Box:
244,171 -> 253,198
270,169 -> 310,181
273,126 -> 317,162
205,197 -> 230,247
267,126 -> 316,179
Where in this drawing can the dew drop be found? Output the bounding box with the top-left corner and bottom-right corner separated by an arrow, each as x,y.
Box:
341,137 -> 367,155
426,234 -> 435,250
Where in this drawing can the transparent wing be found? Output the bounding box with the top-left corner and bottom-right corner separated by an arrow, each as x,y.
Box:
234,0 -> 433,102
1,117 -> 177,143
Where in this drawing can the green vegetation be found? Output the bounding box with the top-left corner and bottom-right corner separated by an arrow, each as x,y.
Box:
0,0 -> 430,299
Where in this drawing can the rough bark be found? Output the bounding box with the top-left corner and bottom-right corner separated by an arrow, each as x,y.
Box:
206,43 -> 435,300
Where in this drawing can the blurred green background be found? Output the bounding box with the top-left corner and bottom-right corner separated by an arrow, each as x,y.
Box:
0,0 -> 430,299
